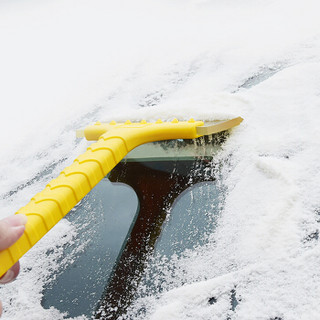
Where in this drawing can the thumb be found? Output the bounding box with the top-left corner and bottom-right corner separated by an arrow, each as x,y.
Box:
0,215 -> 28,251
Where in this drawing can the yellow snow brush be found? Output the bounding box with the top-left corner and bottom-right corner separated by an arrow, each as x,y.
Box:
0,117 -> 243,277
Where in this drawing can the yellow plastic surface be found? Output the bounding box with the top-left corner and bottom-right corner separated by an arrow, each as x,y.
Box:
0,118 -> 242,277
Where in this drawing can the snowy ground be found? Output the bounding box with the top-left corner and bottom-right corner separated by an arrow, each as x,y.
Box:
1,0 -> 320,319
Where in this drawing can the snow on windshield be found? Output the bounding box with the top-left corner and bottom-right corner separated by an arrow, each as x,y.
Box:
1,0 -> 320,319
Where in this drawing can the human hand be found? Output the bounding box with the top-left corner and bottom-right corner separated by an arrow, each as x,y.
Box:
0,214 -> 28,317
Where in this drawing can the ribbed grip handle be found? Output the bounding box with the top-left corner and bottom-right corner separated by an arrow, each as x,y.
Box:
0,136 -> 129,277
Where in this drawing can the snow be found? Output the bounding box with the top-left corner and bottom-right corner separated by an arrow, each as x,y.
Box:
1,0 -> 320,319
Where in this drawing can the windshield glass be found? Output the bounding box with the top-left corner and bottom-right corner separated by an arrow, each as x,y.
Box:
42,135 -> 225,319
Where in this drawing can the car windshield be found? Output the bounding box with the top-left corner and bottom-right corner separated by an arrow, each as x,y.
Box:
42,134 -> 226,319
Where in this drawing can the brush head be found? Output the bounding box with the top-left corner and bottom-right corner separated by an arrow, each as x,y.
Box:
76,117 -> 243,141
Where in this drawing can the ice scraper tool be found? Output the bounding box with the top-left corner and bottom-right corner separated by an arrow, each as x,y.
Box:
0,117 -> 243,277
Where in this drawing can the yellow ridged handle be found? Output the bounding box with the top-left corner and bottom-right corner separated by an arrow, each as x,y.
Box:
0,120 -> 205,277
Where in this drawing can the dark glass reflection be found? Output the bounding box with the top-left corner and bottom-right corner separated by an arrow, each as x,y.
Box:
42,134 -> 226,319
156,181 -> 220,257
95,159 -> 217,319
42,179 -> 139,318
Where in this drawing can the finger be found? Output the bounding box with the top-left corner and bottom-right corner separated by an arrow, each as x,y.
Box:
0,262 -> 20,285
0,215 -> 28,251
1,214 -> 28,228
0,225 -> 25,251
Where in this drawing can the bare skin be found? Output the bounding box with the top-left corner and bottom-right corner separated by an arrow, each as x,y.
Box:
0,214 -> 28,317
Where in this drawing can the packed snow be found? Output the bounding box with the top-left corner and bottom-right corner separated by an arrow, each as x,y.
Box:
1,0 -> 320,319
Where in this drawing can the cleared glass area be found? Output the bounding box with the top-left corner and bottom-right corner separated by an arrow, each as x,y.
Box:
42,134 -> 226,319
41,179 -> 139,318
155,181 -> 220,257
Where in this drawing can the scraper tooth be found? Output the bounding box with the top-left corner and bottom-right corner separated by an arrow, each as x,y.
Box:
171,118 -> 179,123
156,119 -> 163,124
